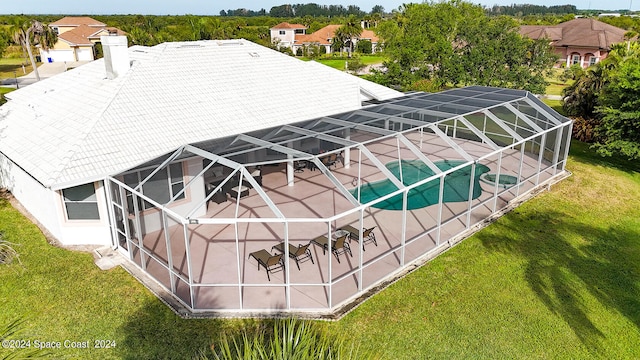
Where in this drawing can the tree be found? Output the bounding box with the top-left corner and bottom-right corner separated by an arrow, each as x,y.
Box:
376,1 -> 556,92
355,39 -> 372,54
0,28 -> 9,59
594,48 -> 640,159
337,15 -> 362,57
11,18 -> 57,82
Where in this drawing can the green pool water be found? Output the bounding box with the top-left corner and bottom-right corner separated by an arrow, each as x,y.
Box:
351,160 -> 490,210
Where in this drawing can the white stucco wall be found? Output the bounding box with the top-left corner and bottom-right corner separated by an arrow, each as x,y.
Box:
0,154 -> 113,246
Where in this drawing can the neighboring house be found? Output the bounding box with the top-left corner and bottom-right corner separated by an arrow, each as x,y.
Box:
39,16 -> 126,63
520,18 -> 629,68
270,22 -> 307,49
271,23 -> 379,54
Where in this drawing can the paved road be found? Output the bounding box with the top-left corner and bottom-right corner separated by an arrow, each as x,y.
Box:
1,61 -> 90,88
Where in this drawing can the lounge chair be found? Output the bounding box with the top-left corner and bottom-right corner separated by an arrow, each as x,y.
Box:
311,234 -> 352,263
272,242 -> 314,270
338,225 -> 378,251
248,249 -> 284,281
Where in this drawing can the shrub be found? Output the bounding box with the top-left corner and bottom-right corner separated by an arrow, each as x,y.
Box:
355,39 -> 372,54
0,231 -> 20,266
346,57 -> 365,73
571,116 -> 600,143
210,318 -> 378,360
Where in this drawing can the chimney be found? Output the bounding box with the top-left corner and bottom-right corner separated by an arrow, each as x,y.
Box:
100,35 -> 130,80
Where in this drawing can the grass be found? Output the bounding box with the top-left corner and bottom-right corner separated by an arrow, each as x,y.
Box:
309,55 -> 385,71
0,57 -> 33,81
1,142 -> 639,358
545,68 -> 573,96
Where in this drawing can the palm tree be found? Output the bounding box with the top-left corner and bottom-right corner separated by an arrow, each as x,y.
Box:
337,15 -> 362,58
11,19 -> 57,82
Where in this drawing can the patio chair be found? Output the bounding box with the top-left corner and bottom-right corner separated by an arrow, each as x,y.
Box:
248,249 -> 284,281
272,242 -> 314,270
310,234 -> 352,263
294,161 -> 307,173
338,225 -> 378,251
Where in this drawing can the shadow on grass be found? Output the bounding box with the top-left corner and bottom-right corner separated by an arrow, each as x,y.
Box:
569,141 -> 640,174
117,297 -> 226,360
477,209 -> 640,349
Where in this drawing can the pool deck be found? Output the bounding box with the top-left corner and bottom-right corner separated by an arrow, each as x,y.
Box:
123,132 -> 557,313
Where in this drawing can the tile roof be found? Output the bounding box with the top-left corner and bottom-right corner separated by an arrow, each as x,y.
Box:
49,16 -> 106,27
295,25 -> 379,46
0,40 -> 402,189
271,22 -> 307,30
519,18 -> 628,50
58,24 -> 98,46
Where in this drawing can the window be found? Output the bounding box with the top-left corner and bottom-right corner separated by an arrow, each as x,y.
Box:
295,29 -> 305,34
63,183 -> 99,220
123,163 -> 185,212
571,54 -> 581,65
52,27 -> 59,35
279,30 -> 285,35
589,56 -> 598,66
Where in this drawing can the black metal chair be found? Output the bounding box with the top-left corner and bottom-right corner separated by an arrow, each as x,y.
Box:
248,249 -> 284,281
272,242 -> 314,270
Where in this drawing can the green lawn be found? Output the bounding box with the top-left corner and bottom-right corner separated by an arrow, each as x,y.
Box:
0,58 -> 33,81
310,55 -> 385,71
1,142 -> 639,359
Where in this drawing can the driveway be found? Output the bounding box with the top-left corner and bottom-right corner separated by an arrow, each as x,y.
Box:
1,61 -> 90,88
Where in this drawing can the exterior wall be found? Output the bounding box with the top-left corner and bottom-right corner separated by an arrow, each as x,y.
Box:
0,154 -> 114,247
54,25 -> 76,35
56,180 -> 112,246
270,29 -> 296,47
555,46 -> 605,68
0,154 -> 62,239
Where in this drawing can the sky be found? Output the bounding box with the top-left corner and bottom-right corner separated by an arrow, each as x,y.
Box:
0,0 -> 636,15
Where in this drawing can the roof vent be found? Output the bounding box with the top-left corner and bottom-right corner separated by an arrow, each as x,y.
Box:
249,52 -> 260,58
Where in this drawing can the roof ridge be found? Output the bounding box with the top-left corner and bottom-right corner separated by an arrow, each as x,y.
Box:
51,48 -> 157,185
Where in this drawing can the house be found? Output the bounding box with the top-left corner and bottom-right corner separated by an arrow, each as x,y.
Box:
0,37 -> 572,316
39,16 -> 126,63
270,22 -> 307,49
271,23 -> 379,55
520,18 -> 629,68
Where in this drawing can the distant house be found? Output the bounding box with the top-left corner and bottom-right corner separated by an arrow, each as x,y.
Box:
39,16 -> 126,63
270,23 -> 379,55
270,22 -> 307,49
520,18 -> 629,68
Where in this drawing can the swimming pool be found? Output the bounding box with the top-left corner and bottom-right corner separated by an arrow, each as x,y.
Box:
351,160 -> 490,210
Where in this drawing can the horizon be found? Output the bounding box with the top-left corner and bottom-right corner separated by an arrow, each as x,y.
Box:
1,0 -> 637,16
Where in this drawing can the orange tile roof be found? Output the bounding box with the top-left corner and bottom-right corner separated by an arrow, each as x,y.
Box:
271,22 -> 307,30
58,24 -> 96,46
294,25 -> 378,45
49,16 -> 106,27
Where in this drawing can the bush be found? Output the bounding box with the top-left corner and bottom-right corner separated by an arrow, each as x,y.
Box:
346,57 -> 365,73
211,318 -> 378,360
355,39 -> 372,54
571,116 -> 600,143
0,231 -> 20,265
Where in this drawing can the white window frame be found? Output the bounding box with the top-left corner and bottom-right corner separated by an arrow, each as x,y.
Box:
279,30 -> 286,35
589,56 -> 598,66
571,54 -> 581,65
